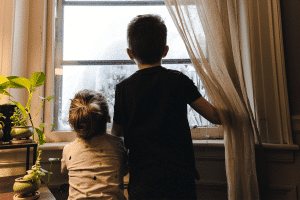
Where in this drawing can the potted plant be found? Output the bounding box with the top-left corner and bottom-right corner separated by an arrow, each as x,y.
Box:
10,107 -> 33,143
0,113 -> 5,144
0,75 -> 15,144
7,72 -> 54,144
0,72 -> 58,198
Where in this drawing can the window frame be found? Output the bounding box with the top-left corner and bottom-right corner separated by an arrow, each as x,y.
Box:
49,0 -> 219,141
43,0 -> 292,144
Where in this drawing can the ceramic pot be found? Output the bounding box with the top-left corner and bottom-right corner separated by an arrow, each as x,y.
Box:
0,104 -> 16,142
0,123 -> 3,139
11,126 -> 33,139
0,129 -> 3,140
13,177 -> 41,195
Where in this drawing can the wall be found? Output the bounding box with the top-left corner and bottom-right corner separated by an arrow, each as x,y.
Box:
1,0 -> 300,199
281,0 -> 300,116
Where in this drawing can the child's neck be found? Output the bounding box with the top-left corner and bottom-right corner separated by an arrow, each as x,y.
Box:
137,61 -> 162,70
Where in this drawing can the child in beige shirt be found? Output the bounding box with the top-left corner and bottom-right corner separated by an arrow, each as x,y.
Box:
61,89 -> 128,200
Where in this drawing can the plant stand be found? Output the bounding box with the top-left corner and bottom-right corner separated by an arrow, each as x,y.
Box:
0,141 -> 37,171
11,138 -> 33,144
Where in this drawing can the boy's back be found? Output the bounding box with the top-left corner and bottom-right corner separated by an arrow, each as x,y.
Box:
114,65 -> 201,177
112,14 -> 220,199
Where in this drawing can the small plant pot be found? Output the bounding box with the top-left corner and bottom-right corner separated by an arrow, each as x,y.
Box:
0,128 -> 3,145
13,177 -> 41,195
10,126 -> 33,142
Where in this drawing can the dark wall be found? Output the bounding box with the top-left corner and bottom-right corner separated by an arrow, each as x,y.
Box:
280,0 -> 300,115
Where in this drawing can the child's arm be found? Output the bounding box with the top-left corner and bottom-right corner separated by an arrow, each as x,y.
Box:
61,148 -> 68,175
112,121 -> 124,137
190,96 -> 222,125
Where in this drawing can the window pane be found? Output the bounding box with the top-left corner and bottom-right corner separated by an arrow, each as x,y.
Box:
63,6 -> 194,60
56,64 -> 211,131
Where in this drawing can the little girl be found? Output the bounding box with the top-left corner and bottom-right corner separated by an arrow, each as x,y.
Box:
61,89 -> 128,200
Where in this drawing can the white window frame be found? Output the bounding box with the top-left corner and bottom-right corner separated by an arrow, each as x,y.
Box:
44,0 -> 222,142
41,0 -> 293,144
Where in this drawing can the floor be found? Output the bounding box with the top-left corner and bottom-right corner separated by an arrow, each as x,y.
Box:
48,184 -> 69,200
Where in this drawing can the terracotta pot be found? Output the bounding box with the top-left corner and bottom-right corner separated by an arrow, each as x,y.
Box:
10,126 -> 33,139
13,177 -> 41,195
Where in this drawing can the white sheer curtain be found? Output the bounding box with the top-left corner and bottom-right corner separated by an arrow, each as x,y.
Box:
164,0 -> 261,199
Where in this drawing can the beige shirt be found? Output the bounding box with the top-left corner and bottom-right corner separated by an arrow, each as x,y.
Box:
61,133 -> 128,200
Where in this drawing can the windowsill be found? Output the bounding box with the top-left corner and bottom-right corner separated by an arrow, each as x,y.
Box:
37,139 -> 299,150
193,139 -> 299,150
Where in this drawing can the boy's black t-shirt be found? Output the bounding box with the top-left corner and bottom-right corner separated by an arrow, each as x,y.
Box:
113,66 -> 201,179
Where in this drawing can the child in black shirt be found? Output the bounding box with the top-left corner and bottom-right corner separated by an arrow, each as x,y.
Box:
112,14 -> 221,200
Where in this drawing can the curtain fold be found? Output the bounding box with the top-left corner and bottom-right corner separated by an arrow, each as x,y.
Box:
164,0 -> 261,199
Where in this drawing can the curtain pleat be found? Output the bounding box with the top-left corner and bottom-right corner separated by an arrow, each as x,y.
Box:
164,0 -> 261,199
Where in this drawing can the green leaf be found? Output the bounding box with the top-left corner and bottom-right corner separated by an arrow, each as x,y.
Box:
48,158 -> 60,162
0,75 -> 10,90
8,77 -> 31,89
45,96 -> 54,101
0,89 -> 12,97
35,128 -> 46,145
39,123 -> 46,129
0,75 -> 9,85
30,72 -> 46,88
10,100 -> 28,119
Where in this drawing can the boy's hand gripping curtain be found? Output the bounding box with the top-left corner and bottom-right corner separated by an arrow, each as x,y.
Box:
164,0 -> 261,199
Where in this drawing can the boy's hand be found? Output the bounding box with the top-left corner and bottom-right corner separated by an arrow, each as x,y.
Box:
190,97 -> 221,125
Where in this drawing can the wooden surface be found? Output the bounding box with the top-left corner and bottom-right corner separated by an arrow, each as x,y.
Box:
0,175 -> 55,200
0,142 -> 37,170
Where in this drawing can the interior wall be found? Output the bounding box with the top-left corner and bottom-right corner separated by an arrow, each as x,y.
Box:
280,0 -> 300,116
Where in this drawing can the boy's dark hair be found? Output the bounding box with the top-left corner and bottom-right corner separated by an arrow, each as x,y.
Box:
68,89 -> 109,140
127,14 -> 167,65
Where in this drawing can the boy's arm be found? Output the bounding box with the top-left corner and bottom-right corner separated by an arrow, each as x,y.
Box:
190,96 -> 222,125
112,121 -> 124,137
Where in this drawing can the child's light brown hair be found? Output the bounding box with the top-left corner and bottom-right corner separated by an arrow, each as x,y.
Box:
68,89 -> 110,140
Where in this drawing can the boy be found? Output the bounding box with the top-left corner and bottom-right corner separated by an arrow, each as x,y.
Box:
112,15 -> 221,200
61,89 -> 128,200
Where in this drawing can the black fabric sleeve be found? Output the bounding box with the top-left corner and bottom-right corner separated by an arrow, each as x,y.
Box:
179,72 -> 202,104
113,84 -> 123,125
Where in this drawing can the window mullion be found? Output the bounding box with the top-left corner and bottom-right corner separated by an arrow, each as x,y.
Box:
63,1 -> 165,6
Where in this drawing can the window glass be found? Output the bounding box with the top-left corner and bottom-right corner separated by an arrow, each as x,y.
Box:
57,64 -> 210,131
55,0 -> 210,131
63,6 -> 191,60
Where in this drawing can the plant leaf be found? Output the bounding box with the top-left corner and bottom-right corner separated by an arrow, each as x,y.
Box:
45,96 -> 54,101
48,158 -> 60,162
8,77 -> 31,89
39,123 -> 46,129
30,72 -> 46,87
0,89 -> 12,97
0,75 -> 10,90
10,100 -> 27,119
35,128 -> 46,145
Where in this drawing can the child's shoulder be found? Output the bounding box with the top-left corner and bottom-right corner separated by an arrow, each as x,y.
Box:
62,137 -> 81,153
117,66 -> 183,86
104,133 -> 124,144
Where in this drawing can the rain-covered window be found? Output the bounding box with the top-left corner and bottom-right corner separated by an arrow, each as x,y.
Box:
55,0 -> 210,131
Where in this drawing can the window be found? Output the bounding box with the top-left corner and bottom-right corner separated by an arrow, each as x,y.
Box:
54,0 -> 213,132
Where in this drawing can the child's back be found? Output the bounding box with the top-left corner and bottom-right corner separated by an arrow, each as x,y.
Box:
62,89 -> 128,200
112,14 -> 220,200
62,133 -> 127,200
114,66 -> 199,175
